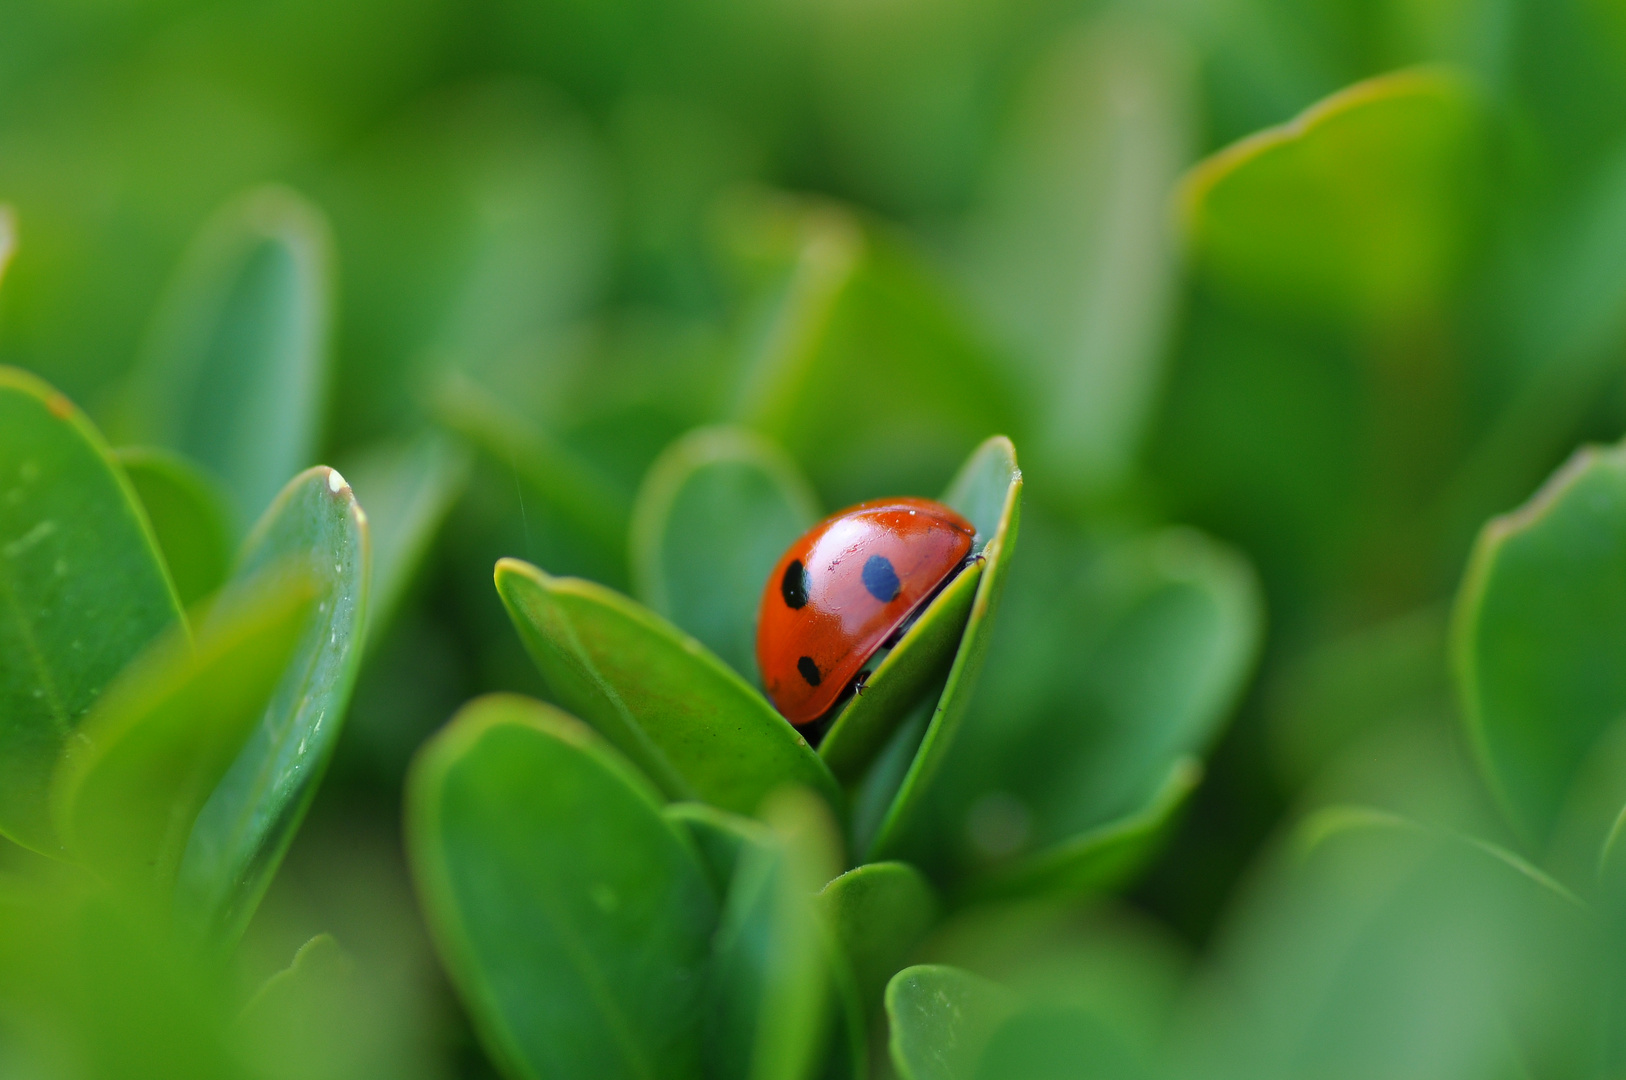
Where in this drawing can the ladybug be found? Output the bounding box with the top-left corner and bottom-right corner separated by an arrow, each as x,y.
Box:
756,497 -> 977,727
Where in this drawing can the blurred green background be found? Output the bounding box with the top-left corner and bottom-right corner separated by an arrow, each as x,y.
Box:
7,0 -> 1626,1075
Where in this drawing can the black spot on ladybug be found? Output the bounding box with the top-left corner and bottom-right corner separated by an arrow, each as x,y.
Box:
781,560 -> 809,609
862,555 -> 901,603
798,656 -> 822,686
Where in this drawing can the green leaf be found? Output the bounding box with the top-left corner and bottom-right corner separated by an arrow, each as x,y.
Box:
918,899 -> 1185,1067
235,934 -> 366,1080
495,558 -> 842,817
820,861 -> 940,1017
962,19 -> 1193,493
237,932 -> 357,1079
819,387 -> 1021,784
850,700 -> 935,858
115,447 -> 234,608
886,965 -> 1018,1080
0,366 -> 185,854
174,466 -> 370,947
903,524 -> 1260,893
963,758 -> 1201,903
340,431 -> 471,642
240,932 -> 351,1022
1179,806 -> 1594,1080
1454,441 -> 1626,848
706,786 -> 843,1080
820,563 -> 982,784
405,693 -> 717,1080
49,569 -> 315,893
820,433 -> 1017,785
1181,67 -> 1480,326
664,801 -> 771,898
631,426 -> 819,683
121,186 -> 334,526
869,438 -> 1022,861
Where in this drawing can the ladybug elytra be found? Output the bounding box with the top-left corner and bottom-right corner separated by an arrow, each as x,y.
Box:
756,497 -> 976,726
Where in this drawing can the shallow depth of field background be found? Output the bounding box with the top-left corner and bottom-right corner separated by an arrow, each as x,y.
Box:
5,0 -> 1626,1075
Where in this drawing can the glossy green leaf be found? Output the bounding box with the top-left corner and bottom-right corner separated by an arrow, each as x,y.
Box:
902,524 -> 1260,892
495,558 -> 842,816
820,861 -> 940,1017
963,19 -> 1192,493
706,787 -> 843,1080
406,694 -> 717,1080
50,570 -> 315,893
886,965 -> 1018,1080
174,466 -> 370,947
121,186 -> 334,526
964,758 -> 1200,903
631,426 -> 819,683
944,436 -> 1022,550
1181,67 -> 1479,326
0,366 -> 185,854
115,446 -> 234,608
340,431 -> 471,641
1454,441 -> 1626,847
824,434 -> 1014,788
820,563 -> 982,784
869,438 -> 1022,861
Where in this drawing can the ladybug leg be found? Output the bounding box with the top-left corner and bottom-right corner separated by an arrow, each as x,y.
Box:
853,669 -> 871,696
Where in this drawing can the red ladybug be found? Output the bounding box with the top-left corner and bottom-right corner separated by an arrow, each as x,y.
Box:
757,497 -> 976,726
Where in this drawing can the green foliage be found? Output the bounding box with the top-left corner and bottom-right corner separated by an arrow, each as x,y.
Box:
885,965 -> 1017,1080
496,559 -> 841,816
0,366 -> 185,853
821,436 -> 1015,782
820,862 -> 939,1017
115,447 -> 235,608
1455,442 -> 1626,849
1176,808 -> 1593,1080
0,362 -> 370,1071
704,788 -> 845,1080
11,0 -> 1626,1074
1182,67 -> 1481,327
630,425 -> 818,683
51,569 -> 315,895
174,465 -> 370,947
339,432 -> 470,643
120,187 -> 335,528
867,438 -> 1022,862
818,563 -> 981,783
406,694 -> 718,1080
